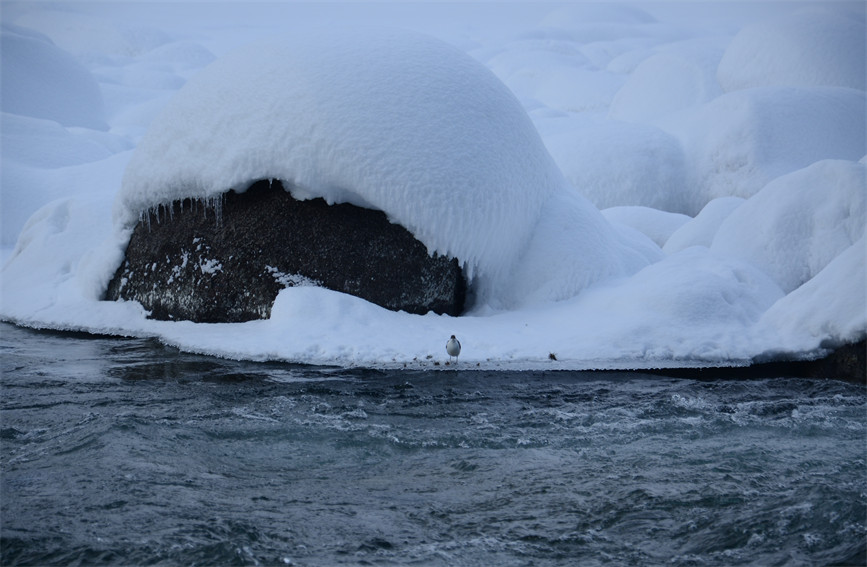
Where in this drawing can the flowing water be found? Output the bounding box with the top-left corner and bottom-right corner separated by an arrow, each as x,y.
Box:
1,322 -> 864,566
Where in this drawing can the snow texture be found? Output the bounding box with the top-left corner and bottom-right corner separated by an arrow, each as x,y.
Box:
1,2 -> 865,369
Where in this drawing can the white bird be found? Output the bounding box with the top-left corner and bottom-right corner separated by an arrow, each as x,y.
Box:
446,335 -> 461,363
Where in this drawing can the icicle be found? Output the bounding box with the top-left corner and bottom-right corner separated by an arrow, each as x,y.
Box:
213,193 -> 224,229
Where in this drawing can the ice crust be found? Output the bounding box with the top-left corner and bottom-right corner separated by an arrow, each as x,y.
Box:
1,2 -> 865,369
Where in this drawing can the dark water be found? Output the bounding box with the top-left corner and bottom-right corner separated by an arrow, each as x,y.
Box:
1,322 -> 865,566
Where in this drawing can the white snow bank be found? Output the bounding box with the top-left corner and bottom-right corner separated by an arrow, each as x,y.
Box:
544,120 -> 690,213
577,247 -> 785,354
663,197 -> 744,254
0,109 -> 132,245
661,86 -> 866,204
757,237 -> 867,356
717,7 -> 866,92
712,160 -> 866,294
117,27 -> 646,306
609,38 -> 725,123
1,195 -> 126,317
755,236 -> 866,356
504,191 -> 662,307
13,8 -> 172,60
1,24 -> 106,129
602,206 -> 690,248
485,42 -> 625,113
0,113 -> 114,168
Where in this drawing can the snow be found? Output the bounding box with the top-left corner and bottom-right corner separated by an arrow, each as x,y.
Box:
717,6 -> 866,92
663,197 -> 744,254
659,86 -> 866,209
1,2 -> 865,370
1,24 -> 107,130
116,26 -> 647,306
609,37 -> 726,123
543,119 -> 690,213
711,159 -> 866,294
601,206 -> 691,248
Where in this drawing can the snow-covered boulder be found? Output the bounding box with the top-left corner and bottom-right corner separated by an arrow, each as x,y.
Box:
662,86 -> 866,204
717,7 -> 866,92
609,38 -> 725,123
0,24 -> 106,129
105,180 -> 466,322
602,206 -> 690,248
545,121 -> 692,213
755,236 -> 866,356
663,196 -> 744,254
13,8 -> 172,59
116,27 -> 646,308
712,159 -> 866,294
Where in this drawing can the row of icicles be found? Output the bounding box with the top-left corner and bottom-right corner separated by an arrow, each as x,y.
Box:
139,194 -> 226,230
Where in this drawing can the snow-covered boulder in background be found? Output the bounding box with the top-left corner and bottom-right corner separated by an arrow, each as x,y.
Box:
602,206 -> 690,248
712,159 -> 866,294
661,86 -> 866,205
0,24 -> 106,129
717,7 -> 866,92
544,120 -> 691,213
609,38 -> 725,123
663,196 -> 744,254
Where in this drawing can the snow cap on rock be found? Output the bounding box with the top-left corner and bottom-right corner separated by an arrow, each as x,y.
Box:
117,27 -> 568,281
117,26 -> 642,306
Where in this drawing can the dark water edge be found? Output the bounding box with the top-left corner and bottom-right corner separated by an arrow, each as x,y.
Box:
2,322 -> 866,566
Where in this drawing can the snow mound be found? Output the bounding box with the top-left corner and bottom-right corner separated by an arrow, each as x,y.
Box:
118,27 -> 642,306
572,247 -> 785,360
485,44 -> 624,113
755,236 -> 866,355
717,7 -> 866,92
14,8 -> 172,59
712,160 -> 866,294
609,38 -> 725,123
0,24 -> 106,129
602,206 -> 690,248
545,120 -> 691,213
663,196 -> 744,254
662,86 -> 866,204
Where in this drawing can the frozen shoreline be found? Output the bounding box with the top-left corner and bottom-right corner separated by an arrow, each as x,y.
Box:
3,319 -> 863,383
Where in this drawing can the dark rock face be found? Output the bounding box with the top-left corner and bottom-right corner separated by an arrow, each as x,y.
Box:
805,339 -> 866,383
104,180 -> 466,322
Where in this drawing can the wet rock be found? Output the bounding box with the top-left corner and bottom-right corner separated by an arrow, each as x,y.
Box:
805,339 -> 866,383
104,180 -> 466,322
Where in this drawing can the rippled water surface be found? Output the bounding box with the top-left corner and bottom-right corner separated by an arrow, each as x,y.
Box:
1,322 -> 865,566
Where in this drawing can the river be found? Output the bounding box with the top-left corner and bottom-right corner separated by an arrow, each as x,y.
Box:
1,322 -> 864,566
